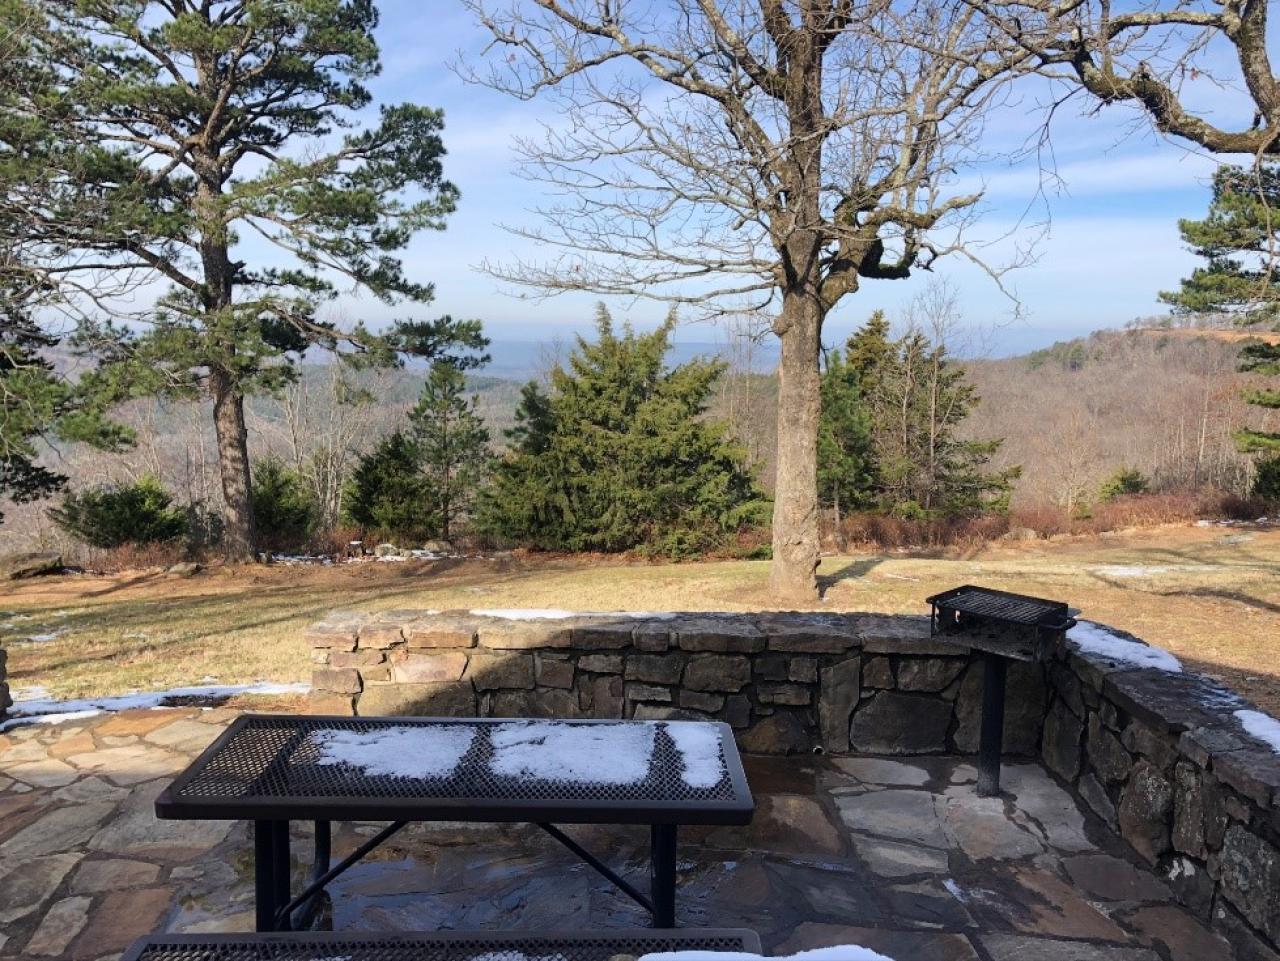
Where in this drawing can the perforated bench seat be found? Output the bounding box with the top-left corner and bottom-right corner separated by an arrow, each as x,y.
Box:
156,716 -> 756,932
123,928 -> 763,961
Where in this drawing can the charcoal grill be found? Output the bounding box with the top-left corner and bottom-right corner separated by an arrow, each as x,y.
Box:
926,585 -> 1077,796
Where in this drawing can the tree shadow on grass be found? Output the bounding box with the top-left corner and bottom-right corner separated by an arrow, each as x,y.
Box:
817,557 -> 883,597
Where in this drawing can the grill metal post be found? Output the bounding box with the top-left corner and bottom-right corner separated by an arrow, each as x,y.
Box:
650,824 -> 677,928
977,654 -> 1008,797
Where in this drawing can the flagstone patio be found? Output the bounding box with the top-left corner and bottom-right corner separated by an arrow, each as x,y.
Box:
0,707 -> 1238,960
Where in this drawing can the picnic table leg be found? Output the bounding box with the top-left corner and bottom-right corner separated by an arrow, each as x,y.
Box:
977,653 -> 1008,798
272,819 -> 292,930
254,820 -> 278,932
650,824 -> 677,928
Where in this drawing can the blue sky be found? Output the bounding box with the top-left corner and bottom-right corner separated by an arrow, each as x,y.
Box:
327,2 -> 1242,358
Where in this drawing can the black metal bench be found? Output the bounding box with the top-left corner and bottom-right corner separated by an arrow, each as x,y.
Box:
123,929 -> 763,961
156,715 -> 755,932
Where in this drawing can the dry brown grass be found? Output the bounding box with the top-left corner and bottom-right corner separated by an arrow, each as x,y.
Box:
2,523 -> 1278,714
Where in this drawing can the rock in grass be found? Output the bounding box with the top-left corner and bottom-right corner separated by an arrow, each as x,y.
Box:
0,551 -> 63,580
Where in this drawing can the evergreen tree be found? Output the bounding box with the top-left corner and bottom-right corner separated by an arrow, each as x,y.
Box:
478,307 -> 769,556
251,457 -> 316,550
1161,163 -> 1280,455
816,347 -> 876,523
817,314 -> 1017,519
50,476 -> 188,548
2,0 -> 487,558
343,432 -> 434,543
406,363 -> 492,542
0,9 -> 130,518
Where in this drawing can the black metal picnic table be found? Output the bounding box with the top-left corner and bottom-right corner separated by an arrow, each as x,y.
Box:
122,928 -> 763,961
155,714 -> 756,933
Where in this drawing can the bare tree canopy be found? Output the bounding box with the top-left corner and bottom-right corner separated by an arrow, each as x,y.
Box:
464,0 -> 1036,598
985,0 -> 1280,156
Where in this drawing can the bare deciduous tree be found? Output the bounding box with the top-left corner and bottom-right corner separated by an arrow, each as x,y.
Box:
985,0 -> 1280,156
465,0 -> 1034,597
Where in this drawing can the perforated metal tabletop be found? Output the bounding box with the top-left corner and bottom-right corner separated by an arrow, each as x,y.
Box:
122,929 -> 763,961
156,715 -> 755,825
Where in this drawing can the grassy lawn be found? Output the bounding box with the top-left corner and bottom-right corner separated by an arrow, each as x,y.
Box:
3,523 -> 1278,714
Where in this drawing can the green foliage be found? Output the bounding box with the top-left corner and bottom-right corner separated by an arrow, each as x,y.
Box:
817,313 -> 1018,519
406,362 -> 493,541
1027,340 -> 1091,372
477,306 -> 770,556
2,0 -> 488,553
0,14 -> 131,517
1161,163 -> 1280,455
343,364 -> 492,545
49,476 -> 188,548
817,339 -> 876,518
343,431 -> 435,543
251,458 -> 316,550
1099,466 -> 1151,502
1253,455 -> 1280,501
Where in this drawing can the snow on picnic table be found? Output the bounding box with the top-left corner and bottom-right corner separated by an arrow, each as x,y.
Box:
637,948 -> 893,960
306,719 -> 727,789
460,948 -> 892,961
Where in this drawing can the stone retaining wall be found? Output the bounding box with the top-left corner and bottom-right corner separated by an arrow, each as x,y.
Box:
307,610 -> 1049,756
306,607 -> 1280,958
1038,629 -> 1280,961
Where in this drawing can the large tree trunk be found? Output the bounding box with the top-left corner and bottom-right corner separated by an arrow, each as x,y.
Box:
211,367 -> 256,561
770,290 -> 824,600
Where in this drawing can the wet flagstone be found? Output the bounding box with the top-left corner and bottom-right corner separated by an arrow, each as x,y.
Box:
0,707 -> 1251,960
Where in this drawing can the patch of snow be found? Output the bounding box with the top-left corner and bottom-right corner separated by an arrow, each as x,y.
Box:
489,721 -> 656,785
666,721 -> 725,788
942,878 -> 969,903
470,608 -> 680,621
1093,565 -> 1171,578
18,630 -> 64,643
311,725 -> 477,779
1235,710 -> 1280,754
0,681 -> 309,732
467,954 -> 566,961
1067,621 -> 1182,673
471,609 -> 579,620
639,949 -> 893,961
1167,857 -> 1195,882
375,554 -> 407,562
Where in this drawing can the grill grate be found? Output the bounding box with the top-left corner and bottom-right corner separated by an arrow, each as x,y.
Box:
926,585 -> 1075,632
176,717 -> 735,805
128,932 -> 758,961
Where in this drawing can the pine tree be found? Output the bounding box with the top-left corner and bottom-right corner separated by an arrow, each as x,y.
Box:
344,432 -> 435,543
1161,163 -> 1280,457
478,307 -> 769,556
0,8 -> 130,517
816,347 -> 876,524
407,363 -> 492,543
817,314 -> 1017,519
3,0 -> 487,558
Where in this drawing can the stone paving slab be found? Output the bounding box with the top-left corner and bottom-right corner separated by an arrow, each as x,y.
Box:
0,708 -> 1243,960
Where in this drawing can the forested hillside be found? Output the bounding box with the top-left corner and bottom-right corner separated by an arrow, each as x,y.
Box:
2,327 -> 1274,553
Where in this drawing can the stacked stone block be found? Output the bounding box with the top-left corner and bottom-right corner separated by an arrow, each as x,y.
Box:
308,606 -> 1280,957
1039,629 -> 1280,961
308,609 -> 1048,758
